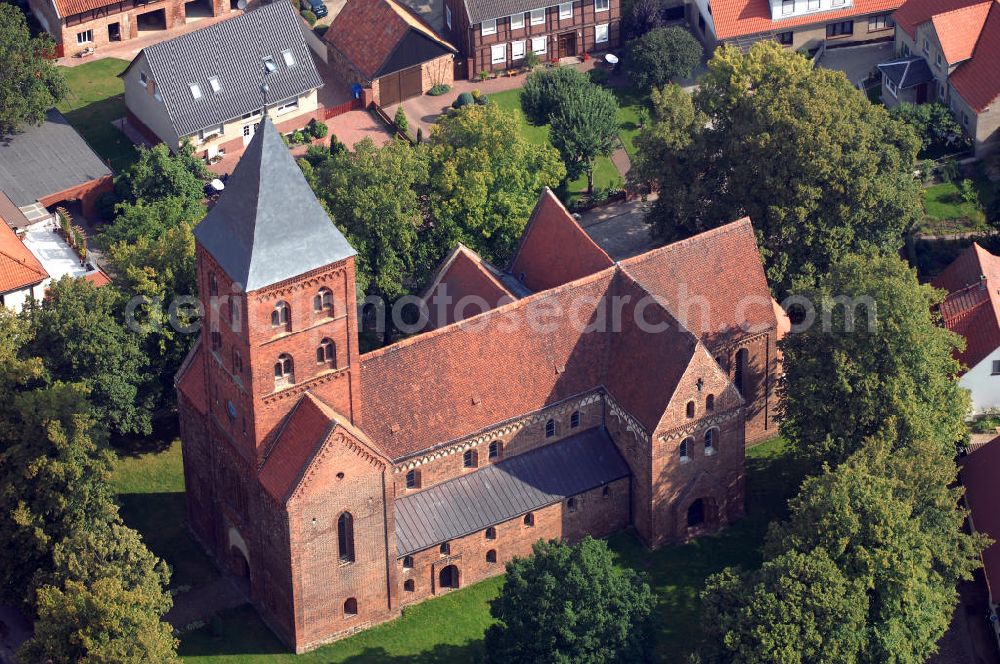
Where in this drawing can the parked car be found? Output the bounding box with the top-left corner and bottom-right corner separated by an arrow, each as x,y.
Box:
300,0 -> 327,18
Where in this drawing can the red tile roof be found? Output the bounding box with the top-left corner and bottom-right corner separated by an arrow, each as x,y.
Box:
960,433 -> 1000,600
259,394 -> 338,503
932,243 -> 1000,371
950,2 -> 1000,112
894,0 -> 985,37
53,0 -> 122,18
710,0 -> 903,40
83,269 -> 112,287
621,219 -> 778,348
419,244 -> 516,330
175,341 -> 208,415
0,221 -> 47,295
509,188 -> 614,293
325,0 -> 455,81
931,1 -> 993,63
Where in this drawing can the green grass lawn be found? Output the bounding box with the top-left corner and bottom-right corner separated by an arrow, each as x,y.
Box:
57,58 -> 137,172
490,86 -> 648,201
918,172 -> 996,235
171,437 -> 805,662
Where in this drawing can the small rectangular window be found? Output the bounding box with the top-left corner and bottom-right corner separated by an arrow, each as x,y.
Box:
282,49 -> 296,67
76,29 -> 93,44
491,43 -> 507,64
826,20 -> 853,38
595,23 -> 608,43
807,0 -> 818,10
992,360 -> 1000,375
777,31 -> 793,45
189,83 -> 202,99
868,14 -> 892,31
781,0 -> 793,15
559,2 -> 572,19
481,18 -> 497,35
510,12 -> 524,29
209,76 -> 221,93
595,0 -> 609,11
532,35 -> 547,53
530,8 -> 545,25
512,39 -> 525,59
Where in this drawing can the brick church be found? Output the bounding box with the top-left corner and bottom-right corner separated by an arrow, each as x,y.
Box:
176,115 -> 782,652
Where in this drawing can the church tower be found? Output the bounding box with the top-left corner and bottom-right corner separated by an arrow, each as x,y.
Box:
191,114 -> 361,465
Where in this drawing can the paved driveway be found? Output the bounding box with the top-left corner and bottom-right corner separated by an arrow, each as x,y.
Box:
817,41 -> 894,86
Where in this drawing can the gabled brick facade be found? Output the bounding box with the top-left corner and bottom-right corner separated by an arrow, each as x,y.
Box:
177,117 -> 777,652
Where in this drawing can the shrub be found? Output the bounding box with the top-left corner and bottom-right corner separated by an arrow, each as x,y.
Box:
308,119 -> 328,138
939,160 -> 961,183
625,26 -> 703,90
329,134 -> 347,156
520,66 -> 590,124
891,102 -> 971,158
428,83 -> 451,96
588,68 -> 610,86
471,89 -> 482,100
476,93 -> 489,105
971,409 -> 1000,433
959,178 -> 979,205
301,9 -> 316,24
290,130 -> 309,144
95,192 -> 117,221
523,50 -> 541,70
452,92 -> 475,109
623,0 -> 665,39
304,143 -> 331,166
415,127 -> 423,144
393,106 -> 409,134
478,70 -> 491,81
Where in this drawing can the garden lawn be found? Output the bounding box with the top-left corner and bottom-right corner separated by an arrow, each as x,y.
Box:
918,172 -> 996,235
177,436 -> 806,662
56,58 -> 137,172
490,86 -> 647,201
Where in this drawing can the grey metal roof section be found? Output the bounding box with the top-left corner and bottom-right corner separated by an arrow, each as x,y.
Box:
463,0 -> 555,25
193,115 -> 355,291
139,2 -> 323,138
877,57 -> 934,90
0,109 -> 111,207
394,427 -> 630,556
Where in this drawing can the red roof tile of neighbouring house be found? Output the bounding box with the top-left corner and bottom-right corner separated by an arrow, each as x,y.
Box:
419,244 -> 517,330
83,269 -> 112,288
950,2 -> 1000,112
931,1 -> 993,63
0,220 -> 48,295
509,188 -> 615,293
894,0 -> 986,37
932,243 -> 1000,371
52,0 -> 120,18
710,0 -> 903,40
325,0 -> 456,81
960,433 -> 1000,600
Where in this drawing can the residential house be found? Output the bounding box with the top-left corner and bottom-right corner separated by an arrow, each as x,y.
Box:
176,114 -> 780,652
325,0 -> 457,106
932,242 -> 1000,416
689,0 -> 902,52
442,0 -> 622,79
879,0 -> 1000,156
121,2 -> 323,161
28,0 -> 239,58
0,219 -> 48,312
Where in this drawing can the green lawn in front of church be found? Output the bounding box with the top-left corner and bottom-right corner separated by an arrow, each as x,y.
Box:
150,436 -> 804,663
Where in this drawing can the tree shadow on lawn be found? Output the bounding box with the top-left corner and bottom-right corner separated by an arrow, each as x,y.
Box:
60,96 -> 139,172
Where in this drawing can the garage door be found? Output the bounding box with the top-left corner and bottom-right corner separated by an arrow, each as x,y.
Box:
378,65 -> 423,107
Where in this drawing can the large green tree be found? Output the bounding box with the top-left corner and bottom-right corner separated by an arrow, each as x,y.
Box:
549,83 -> 620,194
625,26 -> 702,91
0,3 -> 66,135
28,276 -> 154,437
519,65 -> 592,125
427,102 -> 565,264
484,537 -> 654,663
115,142 -> 208,205
779,252 -> 968,467
637,42 -> 922,293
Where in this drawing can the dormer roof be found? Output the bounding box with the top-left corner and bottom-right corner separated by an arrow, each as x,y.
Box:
193,115 -> 355,291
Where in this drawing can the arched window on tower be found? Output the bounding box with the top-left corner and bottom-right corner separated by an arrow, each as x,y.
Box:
680,437 -> 693,461
344,597 -> 358,616
488,440 -> 502,460
314,287 -> 333,314
337,512 -> 355,563
706,394 -> 715,412
316,338 -> 337,367
271,301 -> 291,331
705,428 -> 718,454
486,549 -> 497,564
545,419 -> 556,438
208,273 -> 218,296
274,354 -> 294,387
735,348 -> 749,397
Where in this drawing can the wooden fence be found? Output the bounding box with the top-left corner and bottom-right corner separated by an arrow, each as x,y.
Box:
323,98 -> 365,120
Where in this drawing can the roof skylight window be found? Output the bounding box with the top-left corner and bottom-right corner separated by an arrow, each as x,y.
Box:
189,83 -> 202,99
209,76 -> 221,93
282,49 -> 296,67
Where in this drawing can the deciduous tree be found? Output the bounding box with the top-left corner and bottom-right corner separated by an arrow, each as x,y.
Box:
519,65 -> 592,125
484,537 -> 654,663
115,143 -> 207,205
549,83 -> 620,193
0,4 -> 67,135
625,26 -> 702,90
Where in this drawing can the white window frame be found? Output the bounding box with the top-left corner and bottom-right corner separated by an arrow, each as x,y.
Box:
512,39 -> 525,59
807,0 -> 819,9
992,360 -> 1000,375
76,29 -> 93,44
530,8 -> 545,24
781,0 -> 793,15
491,43 -> 507,64
275,98 -> 299,115
595,23 -> 608,43
884,75 -> 897,99
208,76 -> 221,93
282,49 -> 296,67
189,83 -> 203,99
559,2 -> 572,19
481,18 -> 497,35
199,125 -> 223,141
595,0 -> 608,11
510,12 -> 524,29
531,35 -> 547,53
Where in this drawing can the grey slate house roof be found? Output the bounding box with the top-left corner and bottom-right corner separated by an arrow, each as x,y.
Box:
193,115 -> 355,291
0,109 -> 111,207
463,0 -> 559,25
878,57 -> 934,90
394,427 -> 630,556
121,2 -> 323,138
